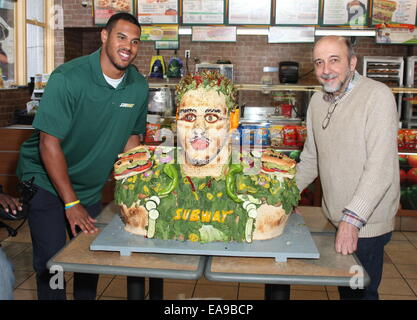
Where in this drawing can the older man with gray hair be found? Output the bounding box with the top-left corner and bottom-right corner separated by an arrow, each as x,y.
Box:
296,36 -> 400,300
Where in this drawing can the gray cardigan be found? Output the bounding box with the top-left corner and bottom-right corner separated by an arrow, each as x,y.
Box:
296,74 -> 400,238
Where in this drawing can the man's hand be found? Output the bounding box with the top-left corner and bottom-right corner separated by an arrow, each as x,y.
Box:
0,193 -> 22,216
335,221 -> 359,255
65,204 -> 98,236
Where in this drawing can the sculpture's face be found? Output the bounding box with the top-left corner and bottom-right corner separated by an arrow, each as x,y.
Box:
177,87 -> 230,166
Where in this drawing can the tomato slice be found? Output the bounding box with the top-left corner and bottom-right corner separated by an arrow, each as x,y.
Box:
261,166 -> 276,172
115,161 -> 152,178
261,166 -> 288,173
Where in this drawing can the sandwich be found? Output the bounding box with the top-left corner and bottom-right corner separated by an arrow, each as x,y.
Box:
373,0 -> 397,12
373,0 -> 397,24
114,145 -> 153,180
261,149 -> 296,177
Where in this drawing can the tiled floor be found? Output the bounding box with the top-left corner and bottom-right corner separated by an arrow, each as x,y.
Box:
2,214 -> 417,300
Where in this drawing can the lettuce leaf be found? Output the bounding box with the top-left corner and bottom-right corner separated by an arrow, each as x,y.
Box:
199,225 -> 228,243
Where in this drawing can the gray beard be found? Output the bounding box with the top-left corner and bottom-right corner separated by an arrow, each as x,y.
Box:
322,70 -> 352,95
323,83 -> 340,93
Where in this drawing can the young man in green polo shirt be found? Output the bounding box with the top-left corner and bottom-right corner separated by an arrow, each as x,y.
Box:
16,13 -> 148,300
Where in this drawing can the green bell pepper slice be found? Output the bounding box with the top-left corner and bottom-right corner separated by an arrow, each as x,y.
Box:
226,164 -> 243,203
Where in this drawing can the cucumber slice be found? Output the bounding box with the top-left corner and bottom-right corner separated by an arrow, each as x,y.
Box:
145,200 -> 157,211
237,194 -> 248,202
246,203 -> 256,212
248,208 -> 257,219
147,219 -> 156,238
242,201 -> 251,210
149,196 -> 160,205
245,218 -> 254,243
148,209 -> 159,220
247,195 -> 262,205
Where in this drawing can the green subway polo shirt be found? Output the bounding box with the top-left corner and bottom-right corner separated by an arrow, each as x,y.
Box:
17,49 -> 148,206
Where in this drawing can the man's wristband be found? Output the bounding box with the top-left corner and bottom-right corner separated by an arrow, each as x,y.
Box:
65,200 -> 80,210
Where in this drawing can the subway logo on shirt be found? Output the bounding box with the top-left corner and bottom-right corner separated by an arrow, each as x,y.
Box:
120,103 -> 135,108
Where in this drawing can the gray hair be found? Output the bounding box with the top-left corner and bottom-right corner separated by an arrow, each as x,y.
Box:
342,37 -> 356,60
314,36 -> 356,61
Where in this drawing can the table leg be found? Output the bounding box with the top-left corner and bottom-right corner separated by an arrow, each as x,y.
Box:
127,276 -> 145,300
149,278 -> 164,300
264,284 -> 290,300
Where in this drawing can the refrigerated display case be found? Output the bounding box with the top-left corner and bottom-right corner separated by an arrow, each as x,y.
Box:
399,152 -> 417,213
363,56 -> 404,123
404,56 -> 417,128
363,56 -> 404,87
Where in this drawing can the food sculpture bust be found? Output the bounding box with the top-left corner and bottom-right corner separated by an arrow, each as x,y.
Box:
114,71 -> 300,243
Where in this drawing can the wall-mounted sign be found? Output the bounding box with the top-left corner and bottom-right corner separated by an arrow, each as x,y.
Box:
275,0 -> 320,26
228,0 -> 272,25
322,0 -> 368,27
376,25 -> 417,44
182,0 -> 224,25
192,26 -> 237,42
155,40 -> 179,50
372,0 -> 417,26
268,26 -> 315,43
93,0 -> 135,25
140,25 -> 179,41
137,0 -> 178,24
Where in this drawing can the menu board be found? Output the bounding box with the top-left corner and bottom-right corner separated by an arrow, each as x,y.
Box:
322,0 -> 368,27
137,0 -> 178,24
268,26 -> 315,43
93,0 -> 135,25
192,26 -> 236,42
140,25 -> 179,41
372,0 -> 417,25
182,0 -> 224,25
228,0 -> 272,25
275,0 -> 320,25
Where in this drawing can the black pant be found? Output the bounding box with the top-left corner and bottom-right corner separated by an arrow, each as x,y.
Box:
338,232 -> 392,300
28,185 -> 101,300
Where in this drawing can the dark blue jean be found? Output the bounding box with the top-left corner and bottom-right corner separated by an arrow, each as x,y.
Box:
28,185 -> 101,300
338,232 -> 392,300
